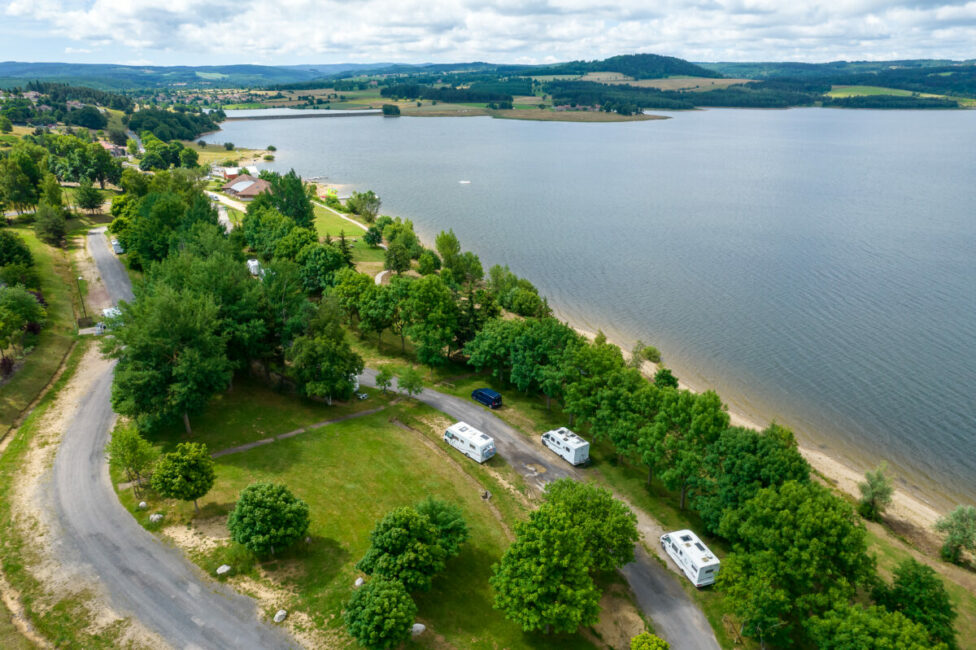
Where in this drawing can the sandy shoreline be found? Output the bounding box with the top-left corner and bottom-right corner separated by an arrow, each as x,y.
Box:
569,323 -> 945,535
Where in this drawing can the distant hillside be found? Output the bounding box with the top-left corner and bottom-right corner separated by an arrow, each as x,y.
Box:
504,53 -> 723,79
698,59 -> 973,79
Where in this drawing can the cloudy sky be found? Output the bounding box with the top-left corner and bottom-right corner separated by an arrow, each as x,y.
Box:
2,0 -> 975,66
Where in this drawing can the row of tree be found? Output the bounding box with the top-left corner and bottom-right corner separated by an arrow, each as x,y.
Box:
0,231 -> 46,375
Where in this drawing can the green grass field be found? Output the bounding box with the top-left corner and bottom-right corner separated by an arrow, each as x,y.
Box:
313,204 -> 364,239
0,227 -> 78,439
121,386 -> 605,649
828,85 -> 918,98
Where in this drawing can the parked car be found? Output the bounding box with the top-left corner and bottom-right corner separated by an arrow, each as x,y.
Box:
471,387 -> 502,409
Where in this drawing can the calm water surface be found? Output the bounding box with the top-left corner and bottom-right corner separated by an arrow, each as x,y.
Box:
207,108 -> 976,509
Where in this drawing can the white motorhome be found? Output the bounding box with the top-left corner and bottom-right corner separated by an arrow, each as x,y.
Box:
444,422 -> 496,463
246,259 -> 263,277
541,427 -> 590,466
660,530 -> 720,587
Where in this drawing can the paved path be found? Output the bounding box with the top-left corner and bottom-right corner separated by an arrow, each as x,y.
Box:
44,227 -> 294,649
357,369 -> 720,650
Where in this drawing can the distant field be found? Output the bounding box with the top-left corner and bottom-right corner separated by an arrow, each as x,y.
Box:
221,102 -> 265,110
580,71 -> 631,82
827,85 -> 916,97
605,77 -> 753,91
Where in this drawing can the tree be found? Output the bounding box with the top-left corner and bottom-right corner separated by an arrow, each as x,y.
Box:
34,202 -> 66,246
434,229 -> 461,270
75,179 -> 103,214
347,190 -> 381,223
397,365 -> 424,399
718,481 -> 871,646
227,482 -> 311,556
648,389 -> 729,509
343,578 -> 416,650
417,249 -> 440,275
873,559 -> 957,649
287,300 -> 363,402
543,478 -> 638,572
0,231 -> 33,267
0,116 -> 11,133
404,275 -> 458,365
0,285 -> 46,359
356,506 -> 447,592
296,243 -> 345,294
0,145 -> 43,212
179,147 -> 199,168
806,604 -> 944,650
858,461 -> 894,521
375,365 -> 394,393
935,505 -> 976,564
104,285 -> 232,433
264,169 -> 314,228
631,632 -> 669,650
490,504 -> 601,634
151,442 -> 216,512
629,340 -> 661,367
653,367 -> 678,388
105,426 -> 158,495
694,423 -> 810,535
363,225 -> 383,247
384,241 -> 411,274
415,497 -> 468,559
40,173 -> 63,209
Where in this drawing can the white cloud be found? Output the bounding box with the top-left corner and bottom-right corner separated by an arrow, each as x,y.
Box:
5,0 -> 976,62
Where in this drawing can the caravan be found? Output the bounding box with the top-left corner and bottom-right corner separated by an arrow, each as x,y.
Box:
541,428 -> 590,466
660,530 -> 721,587
444,422 -> 496,463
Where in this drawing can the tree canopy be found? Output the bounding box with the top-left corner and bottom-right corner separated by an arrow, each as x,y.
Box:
227,482 -> 311,556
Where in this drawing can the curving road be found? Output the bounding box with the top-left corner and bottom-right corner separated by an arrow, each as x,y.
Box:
357,369 -> 720,650
46,228 -> 294,649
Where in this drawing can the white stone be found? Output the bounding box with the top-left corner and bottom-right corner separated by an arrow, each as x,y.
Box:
273,609 -> 287,623
411,623 -> 426,637
354,577 -> 364,588
137,501 -> 148,510
216,564 -> 231,576
149,513 -> 163,523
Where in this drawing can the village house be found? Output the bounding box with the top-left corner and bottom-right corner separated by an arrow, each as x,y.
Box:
221,174 -> 271,200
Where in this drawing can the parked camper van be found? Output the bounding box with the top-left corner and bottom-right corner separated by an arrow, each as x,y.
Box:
444,422 -> 496,463
471,388 -> 502,409
660,530 -> 720,587
541,428 -> 590,466
246,259 -> 263,277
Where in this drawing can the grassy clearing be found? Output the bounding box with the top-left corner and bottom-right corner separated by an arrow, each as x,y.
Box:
313,204 -> 363,239
0,227 -> 79,438
181,141 -> 262,166
828,85 -> 924,98
0,341 -> 126,648
121,388 -> 612,649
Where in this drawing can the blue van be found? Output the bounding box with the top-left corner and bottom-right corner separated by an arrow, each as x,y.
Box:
471,388 -> 502,409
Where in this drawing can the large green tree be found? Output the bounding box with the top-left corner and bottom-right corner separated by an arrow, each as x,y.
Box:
490,504 -> 601,634
105,285 -> 232,433
356,506 -> 447,592
343,578 -> 416,650
694,423 -> 810,535
0,231 -> 33,267
543,478 -> 638,572
287,303 -> 364,404
872,558 -> 957,649
718,480 -> 871,646
935,505 -> 976,564
404,274 -> 458,365
151,442 -> 216,512
227,482 -> 311,556
806,604 -> 945,650
415,497 -> 468,560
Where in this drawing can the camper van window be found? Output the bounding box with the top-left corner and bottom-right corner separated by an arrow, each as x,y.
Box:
680,535 -> 692,542
695,542 -> 706,552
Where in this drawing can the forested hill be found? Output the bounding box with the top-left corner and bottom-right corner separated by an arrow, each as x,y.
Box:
503,53 -> 724,79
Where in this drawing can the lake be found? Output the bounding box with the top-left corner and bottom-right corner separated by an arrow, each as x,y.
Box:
205,108 -> 976,510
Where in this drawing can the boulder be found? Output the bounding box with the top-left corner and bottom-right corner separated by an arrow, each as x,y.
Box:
137,501 -> 148,510
411,623 -> 426,637
149,513 -> 163,523
354,577 -> 364,588
273,609 -> 287,623
216,564 -> 232,576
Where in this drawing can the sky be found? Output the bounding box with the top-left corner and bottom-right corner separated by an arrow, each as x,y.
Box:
1,0 -> 975,66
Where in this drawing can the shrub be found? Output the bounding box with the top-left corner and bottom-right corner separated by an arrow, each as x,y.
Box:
343,578 -> 416,650
227,482 -> 310,556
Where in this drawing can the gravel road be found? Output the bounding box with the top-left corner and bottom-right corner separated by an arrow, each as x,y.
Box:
44,228 -> 294,649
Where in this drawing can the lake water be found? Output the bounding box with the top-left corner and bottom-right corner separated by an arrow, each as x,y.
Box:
206,108 -> 976,509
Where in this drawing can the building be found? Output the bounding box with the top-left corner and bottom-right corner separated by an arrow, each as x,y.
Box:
222,174 -> 271,200
99,141 -> 126,157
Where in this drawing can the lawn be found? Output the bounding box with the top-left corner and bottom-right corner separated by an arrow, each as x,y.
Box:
180,141 -> 263,166
313,204 -> 364,239
0,227 -> 78,439
122,390 -> 606,649
828,85 -> 916,98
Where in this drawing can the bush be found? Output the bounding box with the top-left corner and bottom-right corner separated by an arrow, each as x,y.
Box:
224,142 -> 235,150
267,145 -> 276,151
263,154 -> 274,161
227,482 -> 310,556
34,202 -> 66,246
